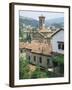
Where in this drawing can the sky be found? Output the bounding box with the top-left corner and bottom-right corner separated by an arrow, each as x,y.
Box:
19,10 -> 64,20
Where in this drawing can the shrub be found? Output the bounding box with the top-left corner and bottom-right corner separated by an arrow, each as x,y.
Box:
31,67 -> 48,78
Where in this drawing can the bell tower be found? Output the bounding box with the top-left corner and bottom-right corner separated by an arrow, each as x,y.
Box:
39,15 -> 45,30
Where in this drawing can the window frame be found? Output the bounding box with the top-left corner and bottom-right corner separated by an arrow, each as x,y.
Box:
57,41 -> 64,50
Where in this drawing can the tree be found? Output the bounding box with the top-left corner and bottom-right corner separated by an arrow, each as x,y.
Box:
26,32 -> 31,43
19,56 -> 30,79
52,54 -> 64,74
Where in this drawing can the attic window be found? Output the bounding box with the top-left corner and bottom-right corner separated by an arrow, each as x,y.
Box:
58,42 -> 64,50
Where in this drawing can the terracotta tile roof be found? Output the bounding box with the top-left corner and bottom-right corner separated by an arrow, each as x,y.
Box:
19,42 -> 25,48
31,43 -> 52,55
20,42 -> 52,56
19,42 -> 32,50
20,29 -> 63,56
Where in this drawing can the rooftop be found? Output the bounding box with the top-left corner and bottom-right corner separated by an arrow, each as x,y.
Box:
20,42 -> 52,56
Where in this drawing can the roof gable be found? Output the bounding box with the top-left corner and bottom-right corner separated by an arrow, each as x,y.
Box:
51,28 -> 64,37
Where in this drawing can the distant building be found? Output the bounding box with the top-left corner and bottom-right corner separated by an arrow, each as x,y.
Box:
20,15 -> 64,69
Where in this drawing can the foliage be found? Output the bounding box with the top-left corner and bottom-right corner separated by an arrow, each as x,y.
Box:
31,67 -> 48,79
31,66 -> 63,78
47,71 -> 63,77
26,33 -> 31,43
19,56 -> 30,79
19,53 -> 64,79
19,16 -> 38,28
52,54 -> 64,64
19,26 -> 32,42
52,54 -> 64,74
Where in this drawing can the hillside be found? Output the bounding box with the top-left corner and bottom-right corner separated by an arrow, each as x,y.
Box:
19,16 -> 64,29
19,16 -> 38,28
45,17 -> 64,27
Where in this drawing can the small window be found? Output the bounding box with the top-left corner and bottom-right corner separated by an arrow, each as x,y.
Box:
47,59 -> 50,64
58,42 -> 64,50
39,57 -> 42,63
34,56 -> 36,62
58,43 -> 61,49
62,44 -> 64,50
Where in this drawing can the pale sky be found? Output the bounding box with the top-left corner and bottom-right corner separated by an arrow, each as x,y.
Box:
19,10 -> 64,20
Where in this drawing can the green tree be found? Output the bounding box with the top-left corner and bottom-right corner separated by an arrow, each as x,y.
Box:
19,56 -> 30,79
52,54 -> 64,74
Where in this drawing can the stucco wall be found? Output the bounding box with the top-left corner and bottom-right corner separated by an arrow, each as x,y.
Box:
27,52 -> 52,68
51,30 -> 64,54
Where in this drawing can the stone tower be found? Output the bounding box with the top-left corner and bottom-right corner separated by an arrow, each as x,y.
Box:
39,15 -> 45,30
